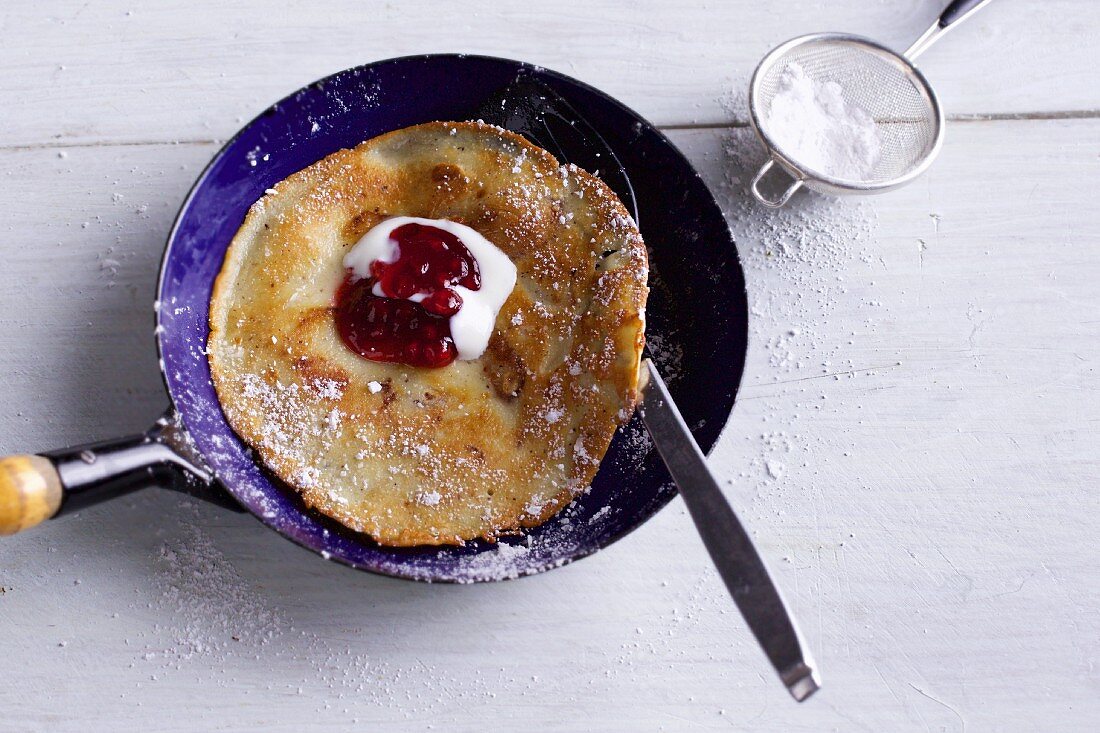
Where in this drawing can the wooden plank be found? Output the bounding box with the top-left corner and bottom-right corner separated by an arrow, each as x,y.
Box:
1,114 -> 1098,729
1,0 -> 1096,149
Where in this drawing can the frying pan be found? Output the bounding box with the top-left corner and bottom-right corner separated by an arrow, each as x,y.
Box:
0,55 -> 747,583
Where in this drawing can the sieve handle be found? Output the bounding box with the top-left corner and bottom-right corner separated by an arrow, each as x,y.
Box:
941,0 -> 992,28
750,158 -> 803,209
906,0 -> 994,59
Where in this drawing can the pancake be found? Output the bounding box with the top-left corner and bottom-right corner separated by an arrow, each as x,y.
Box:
208,121 -> 648,546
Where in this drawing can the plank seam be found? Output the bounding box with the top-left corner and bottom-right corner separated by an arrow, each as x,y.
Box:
1,110 -> 1098,151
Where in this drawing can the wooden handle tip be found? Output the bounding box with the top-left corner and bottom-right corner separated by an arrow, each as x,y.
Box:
0,455 -> 62,535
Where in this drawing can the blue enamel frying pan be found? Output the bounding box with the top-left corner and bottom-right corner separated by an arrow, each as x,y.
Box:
0,55 -> 746,584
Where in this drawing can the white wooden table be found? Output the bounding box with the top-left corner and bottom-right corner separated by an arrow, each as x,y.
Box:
2,1 -> 1098,730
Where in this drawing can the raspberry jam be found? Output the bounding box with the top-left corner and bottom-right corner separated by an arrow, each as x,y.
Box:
334,222 -> 482,368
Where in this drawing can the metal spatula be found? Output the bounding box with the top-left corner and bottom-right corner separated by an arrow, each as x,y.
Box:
478,75 -> 820,701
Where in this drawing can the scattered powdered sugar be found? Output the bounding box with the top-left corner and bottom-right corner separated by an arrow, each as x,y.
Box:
294,466 -> 320,488
415,489 -> 442,506
128,504 -> 396,711
149,516 -> 282,661
523,495 -> 548,517
617,416 -> 655,467
764,63 -> 881,181
722,122 -> 880,379
543,407 -> 564,424
310,377 -> 346,401
573,436 -> 594,466
643,327 -> 683,383
451,541 -> 533,582
325,408 -> 342,432
33,493 -> 742,722
716,79 -> 908,550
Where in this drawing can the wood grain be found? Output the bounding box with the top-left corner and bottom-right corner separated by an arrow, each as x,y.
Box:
0,0 -> 1096,149
0,1 -> 1098,731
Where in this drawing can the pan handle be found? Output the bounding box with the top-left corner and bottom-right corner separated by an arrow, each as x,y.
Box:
0,417 -> 220,536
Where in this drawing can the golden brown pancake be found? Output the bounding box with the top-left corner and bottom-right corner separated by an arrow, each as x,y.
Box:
208,121 -> 648,546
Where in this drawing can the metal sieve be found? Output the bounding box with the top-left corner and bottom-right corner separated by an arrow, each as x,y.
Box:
748,0 -> 994,207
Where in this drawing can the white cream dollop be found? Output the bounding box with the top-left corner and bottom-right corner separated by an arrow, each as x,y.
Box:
342,216 -> 517,362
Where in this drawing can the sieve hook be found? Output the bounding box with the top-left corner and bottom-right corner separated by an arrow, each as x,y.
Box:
750,158 -> 804,209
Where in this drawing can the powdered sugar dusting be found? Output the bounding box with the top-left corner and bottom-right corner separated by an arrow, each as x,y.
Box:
714,83 -> 900,543
149,516 -> 281,660
764,63 -> 882,181
454,540 -> 533,581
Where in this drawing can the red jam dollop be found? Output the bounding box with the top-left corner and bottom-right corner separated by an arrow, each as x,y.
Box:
334,222 -> 482,368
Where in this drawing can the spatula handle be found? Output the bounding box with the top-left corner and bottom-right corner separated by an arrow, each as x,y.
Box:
637,360 -> 820,701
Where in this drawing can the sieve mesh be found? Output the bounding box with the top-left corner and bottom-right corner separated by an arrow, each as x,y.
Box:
753,37 -> 940,187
